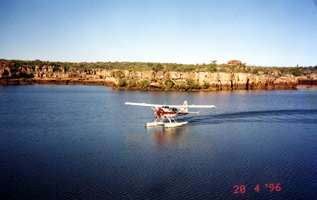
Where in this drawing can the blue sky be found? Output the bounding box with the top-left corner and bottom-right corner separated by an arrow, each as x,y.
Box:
0,0 -> 316,66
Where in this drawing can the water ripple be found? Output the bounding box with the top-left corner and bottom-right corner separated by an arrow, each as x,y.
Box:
183,109 -> 317,125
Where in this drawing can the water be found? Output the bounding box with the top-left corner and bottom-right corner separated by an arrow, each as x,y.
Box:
1,85 -> 317,200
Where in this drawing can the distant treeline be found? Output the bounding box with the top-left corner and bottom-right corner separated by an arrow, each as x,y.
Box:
1,59 -> 317,76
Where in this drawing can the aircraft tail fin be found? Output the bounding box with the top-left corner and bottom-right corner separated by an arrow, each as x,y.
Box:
181,100 -> 188,112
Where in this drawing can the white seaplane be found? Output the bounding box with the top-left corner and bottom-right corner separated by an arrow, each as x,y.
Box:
125,100 -> 216,128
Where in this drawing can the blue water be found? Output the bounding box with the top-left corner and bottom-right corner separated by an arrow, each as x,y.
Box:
1,85 -> 317,200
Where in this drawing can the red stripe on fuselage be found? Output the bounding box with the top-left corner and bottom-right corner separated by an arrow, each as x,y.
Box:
154,107 -> 189,118
161,111 -> 188,116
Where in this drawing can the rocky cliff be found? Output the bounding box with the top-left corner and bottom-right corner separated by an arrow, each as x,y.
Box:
1,60 -> 316,91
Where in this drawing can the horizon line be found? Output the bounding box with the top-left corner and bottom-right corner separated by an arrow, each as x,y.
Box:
0,57 -> 315,68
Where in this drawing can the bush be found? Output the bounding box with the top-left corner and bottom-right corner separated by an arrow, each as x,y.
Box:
138,80 -> 150,89
127,79 -> 137,88
202,82 -> 210,89
174,83 -> 189,91
164,79 -> 174,89
151,63 -> 164,72
53,65 -> 60,72
290,68 -> 301,76
182,65 -> 196,72
207,64 -> 217,72
111,70 -> 125,78
117,79 -> 127,87
64,64 -> 70,72
186,79 -> 201,90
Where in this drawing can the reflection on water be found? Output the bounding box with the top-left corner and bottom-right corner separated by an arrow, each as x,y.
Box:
1,86 -> 317,200
148,126 -> 189,147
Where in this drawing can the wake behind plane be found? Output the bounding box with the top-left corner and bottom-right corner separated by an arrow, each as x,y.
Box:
125,100 -> 216,128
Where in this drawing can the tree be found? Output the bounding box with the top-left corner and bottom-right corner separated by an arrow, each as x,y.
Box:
210,60 -> 217,65
152,63 -> 163,72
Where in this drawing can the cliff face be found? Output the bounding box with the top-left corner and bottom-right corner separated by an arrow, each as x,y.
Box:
1,60 -> 316,91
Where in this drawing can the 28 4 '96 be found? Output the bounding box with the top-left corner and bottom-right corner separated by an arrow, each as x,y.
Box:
233,183 -> 282,194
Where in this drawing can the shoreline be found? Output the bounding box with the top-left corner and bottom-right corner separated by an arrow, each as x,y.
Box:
1,59 -> 317,92
1,78 -> 316,92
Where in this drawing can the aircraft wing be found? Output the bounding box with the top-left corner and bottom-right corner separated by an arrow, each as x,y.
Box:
182,105 -> 216,108
125,102 -> 165,107
125,102 -> 216,108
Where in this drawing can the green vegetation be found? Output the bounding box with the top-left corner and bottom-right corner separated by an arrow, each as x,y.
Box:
150,63 -> 163,72
63,63 -> 70,72
202,82 -> 210,89
1,59 -> 317,92
186,79 -> 201,90
111,70 -> 125,78
127,79 -> 137,88
287,67 -> 302,76
207,64 -> 217,72
164,79 -> 175,89
1,59 -> 316,75
117,79 -> 127,87
139,80 -> 150,89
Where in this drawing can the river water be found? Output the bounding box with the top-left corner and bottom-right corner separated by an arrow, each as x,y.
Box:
1,85 -> 317,200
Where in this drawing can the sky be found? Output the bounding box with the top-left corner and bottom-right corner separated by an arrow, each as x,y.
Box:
0,0 -> 317,66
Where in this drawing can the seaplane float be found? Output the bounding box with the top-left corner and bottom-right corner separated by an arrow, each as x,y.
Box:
125,100 -> 216,128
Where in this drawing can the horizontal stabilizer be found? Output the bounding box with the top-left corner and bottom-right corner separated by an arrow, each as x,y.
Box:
125,102 -> 216,109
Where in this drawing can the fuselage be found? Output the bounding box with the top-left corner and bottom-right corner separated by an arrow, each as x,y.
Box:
154,106 -> 188,118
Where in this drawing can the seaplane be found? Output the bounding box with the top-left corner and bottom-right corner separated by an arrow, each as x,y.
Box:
125,100 -> 216,128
